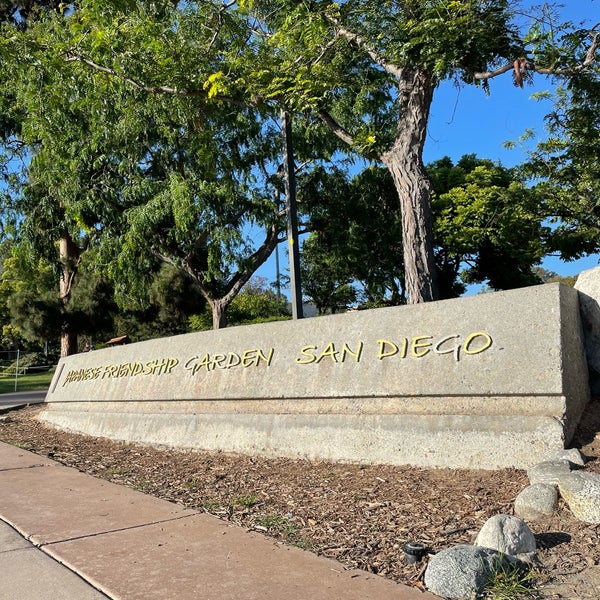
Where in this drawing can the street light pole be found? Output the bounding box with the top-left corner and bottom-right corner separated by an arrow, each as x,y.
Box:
281,110 -> 303,320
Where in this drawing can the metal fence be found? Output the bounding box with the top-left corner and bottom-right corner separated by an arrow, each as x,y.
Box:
0,350 -> 51,392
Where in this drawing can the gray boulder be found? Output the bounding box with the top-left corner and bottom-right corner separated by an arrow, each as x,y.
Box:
527,459 -> 572,485
558,471 -> 600,524
550,448 -> 587,467
424,545 -> 504,599
475,514 -> 536,558
514,484 -> 558,521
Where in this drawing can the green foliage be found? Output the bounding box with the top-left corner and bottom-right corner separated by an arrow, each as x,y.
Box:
524,69 -> 600,261
0,0 -> 66,28
1,324 -> 26,350
231,494 -> 259,508
253,513 -> 298,537
1,0 -> 597,324
430,155 -> 546,292
301,234 -> 358,314
300,155 -> 549,303
0,241 -> 117,345
300,165 -> 404,310
228,278 -> 289,325
189,277 -> 289,330
532,267 -> 577,287
112,264 -> 206,342
240,0 -> 523,153
0,0 -> 296,329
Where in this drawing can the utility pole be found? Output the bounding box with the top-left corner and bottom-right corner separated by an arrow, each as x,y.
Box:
281,110 -> 303,319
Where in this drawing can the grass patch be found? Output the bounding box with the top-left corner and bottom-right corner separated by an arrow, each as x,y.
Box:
484,559 -> 538,599
0,368 -> 55,394
253,513 -> 313,550
254,513 -> 298,537
231,494 -> 259,508
102,468 -> 128,478
199,500 -> 220,512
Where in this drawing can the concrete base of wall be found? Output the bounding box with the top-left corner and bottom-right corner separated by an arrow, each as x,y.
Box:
41,398 -> 568,469
41,282 -> 591,470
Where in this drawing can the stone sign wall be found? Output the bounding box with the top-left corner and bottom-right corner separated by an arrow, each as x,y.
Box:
42,282 -> 590,469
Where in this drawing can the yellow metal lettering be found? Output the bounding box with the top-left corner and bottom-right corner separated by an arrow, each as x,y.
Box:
340,341 -> 363,363
256,347 -> 275,367
225,353 -> 241,369
296,345 -> 317,365
411,336 -> 433,358
316,342 -> 339,364
463,332 -> 493,355
241,349 -> 258,368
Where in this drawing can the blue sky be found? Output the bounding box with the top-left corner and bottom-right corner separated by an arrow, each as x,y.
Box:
259,0 -> 600,290
425,0 -> 600,279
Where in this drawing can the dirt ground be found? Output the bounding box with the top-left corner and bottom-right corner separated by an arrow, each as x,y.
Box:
1,400 -> 600,599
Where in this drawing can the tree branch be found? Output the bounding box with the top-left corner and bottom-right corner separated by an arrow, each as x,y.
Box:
475,29 -> 600,81
220,221 -> 281,305
317,108 -> 355,146
326,15 -> 404,79
65,52 -> 256,108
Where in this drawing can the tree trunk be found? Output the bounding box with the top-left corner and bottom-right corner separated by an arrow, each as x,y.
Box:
58,234 -> 80,356
187,222 -> 281,331
60,329 -> 78,357
210,297 -> 228,330
382,66 -> 438,304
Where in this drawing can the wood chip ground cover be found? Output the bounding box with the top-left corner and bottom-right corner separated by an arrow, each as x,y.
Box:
2,402 -> 600,598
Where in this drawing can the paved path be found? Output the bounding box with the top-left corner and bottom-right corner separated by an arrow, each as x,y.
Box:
0,390 -> 46,413
0,424 -> 436,599
0,520 -> 109,600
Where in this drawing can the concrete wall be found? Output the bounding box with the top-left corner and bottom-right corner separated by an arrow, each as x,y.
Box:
41,282 -> 590,469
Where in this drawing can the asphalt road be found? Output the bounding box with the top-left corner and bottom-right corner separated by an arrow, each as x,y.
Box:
0,390 -> 47,413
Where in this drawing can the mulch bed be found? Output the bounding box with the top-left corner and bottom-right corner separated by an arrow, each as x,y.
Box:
2,400 -> 600,598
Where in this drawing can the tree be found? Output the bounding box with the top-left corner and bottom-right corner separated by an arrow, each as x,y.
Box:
239,0 -> 599,303
0,241 -> 115,350
429,155 -> 546,294
300,156 -> 546,307
1,4 -> 102,355
531,267 -> 577,287
300,165 -> 404,308
189,276 -> 289,330
5,0 -> 597,317
300,235 -> 358,314
112,264 -> 207,342
524,69 -> 600,262
0,2 -> 294,331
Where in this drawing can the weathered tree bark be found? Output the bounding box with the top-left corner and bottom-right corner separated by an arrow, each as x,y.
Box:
209,297 -> 228,330
58,233 -> 80,356
381,66 -> 438,304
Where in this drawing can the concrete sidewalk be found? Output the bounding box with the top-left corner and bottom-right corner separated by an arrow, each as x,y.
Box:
0,519 -> 109,600
0,440 -> 436,600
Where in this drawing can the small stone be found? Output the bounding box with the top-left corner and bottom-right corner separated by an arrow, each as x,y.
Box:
558,472 -> 600,524
550,449 -> 587,467
514,484 -> 558,521
424,545 -> 502,599
527,459 -> 572,485
475,514 -> 536,557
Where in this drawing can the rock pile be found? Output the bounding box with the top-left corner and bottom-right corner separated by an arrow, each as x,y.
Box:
423,448 -> 600,599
